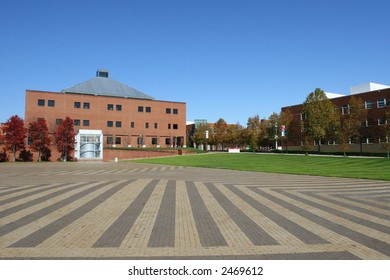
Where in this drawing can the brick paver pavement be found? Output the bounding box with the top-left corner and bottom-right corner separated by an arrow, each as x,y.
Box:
0,161 -> 389,259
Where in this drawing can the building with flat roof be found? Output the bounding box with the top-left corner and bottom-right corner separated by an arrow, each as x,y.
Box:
281,83 -> 390,154
25,70 -> 186,160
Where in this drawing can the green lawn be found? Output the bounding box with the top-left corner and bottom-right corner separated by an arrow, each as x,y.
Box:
134,153 -> 390,181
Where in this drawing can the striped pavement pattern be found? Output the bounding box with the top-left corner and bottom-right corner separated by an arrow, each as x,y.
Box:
0,164 -> 389,259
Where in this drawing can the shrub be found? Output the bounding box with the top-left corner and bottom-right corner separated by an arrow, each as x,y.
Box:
0,149 -> 9,162
17,149 -> 33,162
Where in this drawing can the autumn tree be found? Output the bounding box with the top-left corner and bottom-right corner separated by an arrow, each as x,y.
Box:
191,122 -> 209,149
54,117 -> 75,161
302,88 -> 338,153
28,118 -> 52,161
246,115 -> 263,152
337,96 -> 367,156
226,123 -> 244,148
280,108 -> 294,151
3,115 -> 27,162
266,112 -> 281,148
211,118 -> 228,150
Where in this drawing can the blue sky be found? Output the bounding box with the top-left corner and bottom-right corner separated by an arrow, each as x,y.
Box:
1,0 -> 390,125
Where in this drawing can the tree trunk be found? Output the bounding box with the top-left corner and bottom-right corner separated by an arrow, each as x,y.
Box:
12,145 -> 16,162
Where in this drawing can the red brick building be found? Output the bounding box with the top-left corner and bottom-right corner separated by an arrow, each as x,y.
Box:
25,69 -> 186,160
281,83 -> 390,153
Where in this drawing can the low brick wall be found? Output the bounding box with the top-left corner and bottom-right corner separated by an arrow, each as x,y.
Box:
103,149 -> 194,161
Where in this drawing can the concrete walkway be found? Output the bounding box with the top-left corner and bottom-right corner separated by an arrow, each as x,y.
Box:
0,162 -> 389,259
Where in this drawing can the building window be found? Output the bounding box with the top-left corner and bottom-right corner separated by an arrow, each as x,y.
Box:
107,136 -> 113,145
379,136 -> 388,143
107,104 -> 114,110
74,102 -> 81,108
48,100 -> 55,107
166,108 -> 171,114
378,99 -> 387,108
342,105 -> 350,115
56,119 -> 62,125
378,118 -> 387,126
116,104 -> 122,111
168,124 -> 171,129
74,119 -> 80,126
83,102 -> 90,109
146,107 -> 151,113
38,99 -> 45,106
145,122 -> 149,129
362,119 -> 374,127
154,123 -> 158,129
116,121 -> 122,128
300,113 -> 307,120
130,122 -> 135,128
137,137 -> 143,146
349,137 -> 357,144
173,124 -> 178,130
138,106 -> 144,112
165,138 -> 171,145
107,121 -> 113,127
365,100 -> 374,109
83,120 -> 90,126
362,137 -> 374,144
152,138 -> 158,145
115,137 -> 121,145
314,139 -> 325,146
173,108 -> 178,114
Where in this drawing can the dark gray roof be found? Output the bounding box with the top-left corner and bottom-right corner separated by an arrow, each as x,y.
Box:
61,74 -> 155,100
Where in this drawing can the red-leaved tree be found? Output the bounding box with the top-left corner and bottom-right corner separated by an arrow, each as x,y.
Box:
28,118 -> 51,161
3,115 -> 27,162
54,117 -> 75,161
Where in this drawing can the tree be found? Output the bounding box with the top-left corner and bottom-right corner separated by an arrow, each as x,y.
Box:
280,108 -> 294,151
266,112 -> 281,149
246,115 -> 263,152
3,115 -> 27,162
226,123 -> 244,148
301,88 -> 338,153
337,96 -> 367,156
54,117 -> 75,161
191,123 -> 209,149
211,118 -> 228,150
28,118 -> 52,161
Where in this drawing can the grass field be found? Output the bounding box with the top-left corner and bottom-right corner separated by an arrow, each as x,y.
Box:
135,153 -> 390,181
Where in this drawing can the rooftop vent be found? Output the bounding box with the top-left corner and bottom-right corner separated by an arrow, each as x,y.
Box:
96,69 -> 109,78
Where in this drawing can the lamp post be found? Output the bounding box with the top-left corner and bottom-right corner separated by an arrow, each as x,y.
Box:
274,124 -> 278,150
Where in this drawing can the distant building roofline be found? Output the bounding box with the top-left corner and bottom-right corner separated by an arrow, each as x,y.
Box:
350,82 -> 390,95
61,69 -> 155,100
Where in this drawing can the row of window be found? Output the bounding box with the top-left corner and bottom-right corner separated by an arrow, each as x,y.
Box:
54,118 -> 179,129
341,98 -> 387,114
55,119 -> 90,126
39,99 -> 180,114
74,102 -> 91,109
106,136 -> 173,146
365,98 -> 387,109
38,99 -> 55,107
306,136 -> 390,146
362,118 -> 388,127
107,121 -> 179,129
301,118 -> 388,132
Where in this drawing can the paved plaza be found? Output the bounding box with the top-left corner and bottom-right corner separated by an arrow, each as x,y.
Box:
0,161 -> 390,259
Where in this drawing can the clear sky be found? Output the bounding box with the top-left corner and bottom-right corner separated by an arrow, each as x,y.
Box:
1,0 -> 390,125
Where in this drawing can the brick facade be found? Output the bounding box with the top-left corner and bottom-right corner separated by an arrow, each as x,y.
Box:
25,89 -> 186,150
281,87 -> 390,153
